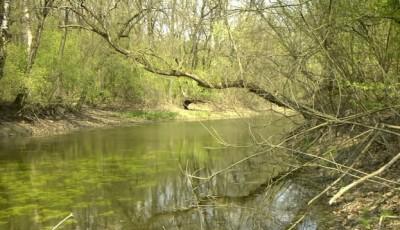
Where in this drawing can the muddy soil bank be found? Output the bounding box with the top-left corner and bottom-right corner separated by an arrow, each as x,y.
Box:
0,103 -> 287,138
0,108 -> 140,138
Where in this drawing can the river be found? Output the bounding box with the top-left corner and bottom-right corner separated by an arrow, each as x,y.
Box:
0,115 -> 331,229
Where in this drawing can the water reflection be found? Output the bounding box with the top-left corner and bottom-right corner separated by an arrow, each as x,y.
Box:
147,180 -> 322,230
0,116 -> 326,229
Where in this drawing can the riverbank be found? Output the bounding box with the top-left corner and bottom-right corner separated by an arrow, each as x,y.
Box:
331,181 -> 400,229
0,108 -> 138,138
0,103 -> 294,138
328,157 -> 400,229
301,132 -> 400,230
1,103 -> 399,229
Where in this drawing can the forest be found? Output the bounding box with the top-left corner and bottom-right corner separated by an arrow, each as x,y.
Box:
0,0 -> 400,229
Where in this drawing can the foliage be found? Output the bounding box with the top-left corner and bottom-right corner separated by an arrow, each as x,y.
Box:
0,0 -> 278,109
0,44 -> 26,100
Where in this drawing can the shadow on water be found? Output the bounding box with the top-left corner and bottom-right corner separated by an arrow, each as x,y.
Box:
0,115 -> 331,229
147,179 -> 324,230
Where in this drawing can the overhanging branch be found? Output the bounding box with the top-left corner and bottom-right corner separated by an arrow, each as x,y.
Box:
65,2 -> 313,117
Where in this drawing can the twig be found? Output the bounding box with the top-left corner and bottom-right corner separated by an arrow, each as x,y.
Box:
51,213 -> 74,230
308,130 -> 378,205
329,151 -> 400,204
274,145 -> 399,186
378,215 -> 399,230
286,214 -> 305,230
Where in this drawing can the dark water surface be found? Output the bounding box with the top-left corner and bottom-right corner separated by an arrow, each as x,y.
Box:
0,115 -> 330,229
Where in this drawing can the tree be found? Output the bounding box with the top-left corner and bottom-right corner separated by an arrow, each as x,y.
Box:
13,0 -> 56,107
0,0 -> 10,80
60,0 -> 318,117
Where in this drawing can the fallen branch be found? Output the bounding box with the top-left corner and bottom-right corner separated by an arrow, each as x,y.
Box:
308,130 -> 378,205
329,151 -> 400,204
378,215 -> 399,230
64,1 -> 318,118
286,214 -> 305,230
274,145 -> 400,186
51,213 -> 74,230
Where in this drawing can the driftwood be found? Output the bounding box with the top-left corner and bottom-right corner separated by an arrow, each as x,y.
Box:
182,99 -> 206,110
329,151 -> 400,204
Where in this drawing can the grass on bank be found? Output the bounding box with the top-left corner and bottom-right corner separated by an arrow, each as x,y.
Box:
121,111 -> 178,121
120,107 -> 264,122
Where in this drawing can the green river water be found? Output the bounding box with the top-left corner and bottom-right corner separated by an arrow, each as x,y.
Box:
0,115 -> 331,229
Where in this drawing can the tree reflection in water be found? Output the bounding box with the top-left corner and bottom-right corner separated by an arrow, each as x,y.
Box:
0,117 -> 329,229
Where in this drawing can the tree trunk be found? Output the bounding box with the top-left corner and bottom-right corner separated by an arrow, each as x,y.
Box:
48,10 -> 69,103
14,0 -> 55,108
26,19 -> 44,73
25,0 -> 54,73
23,0 -> 33,55
0,0 -> 10,80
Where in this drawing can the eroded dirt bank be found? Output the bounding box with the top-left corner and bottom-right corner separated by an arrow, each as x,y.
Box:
297,132 -> 400,230
328,158 -> 400,229
0,103 -> 282,138
0,108 -> 140,138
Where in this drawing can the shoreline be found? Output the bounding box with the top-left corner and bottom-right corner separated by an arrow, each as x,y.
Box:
0,105 -> 296,138
1,105 -> 398,229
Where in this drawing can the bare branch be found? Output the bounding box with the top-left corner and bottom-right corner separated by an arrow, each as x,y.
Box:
329,151 -> 400,204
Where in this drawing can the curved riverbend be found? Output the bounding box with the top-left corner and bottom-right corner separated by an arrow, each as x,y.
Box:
0,115 -> 331,229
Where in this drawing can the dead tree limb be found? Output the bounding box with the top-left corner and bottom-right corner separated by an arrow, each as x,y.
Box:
62,1 -> 315,118
329,151 -> 400,204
